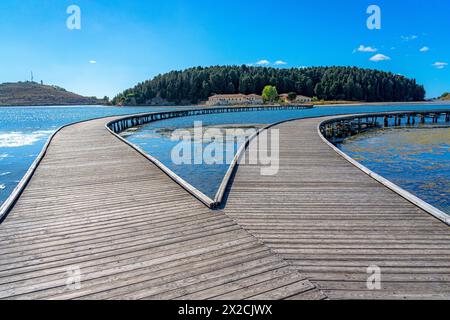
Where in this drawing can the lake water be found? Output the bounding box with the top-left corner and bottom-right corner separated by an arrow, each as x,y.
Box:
338,126 -> 450,215
122,104 -> 450,200
0,105 -> 178,207
122,123 -> 264,199
1,104 -> 449,208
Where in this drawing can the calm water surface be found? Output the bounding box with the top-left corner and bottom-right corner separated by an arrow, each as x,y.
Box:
339,126 -> 450,215
1,104 -> 449,207
123,104 -> 450,200
0,105 -> 178,207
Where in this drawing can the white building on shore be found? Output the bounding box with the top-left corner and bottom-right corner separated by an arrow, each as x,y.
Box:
206,94 -> 264,106
295,95 -> 312,103
279,94 -> 312,103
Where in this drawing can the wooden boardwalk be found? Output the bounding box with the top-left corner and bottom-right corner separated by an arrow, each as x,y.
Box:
0,116 -> 324,300
1,113 -> 449,300
223,117 -> 450,299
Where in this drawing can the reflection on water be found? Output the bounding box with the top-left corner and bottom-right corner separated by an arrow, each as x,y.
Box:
123,123 -> 262,199
339,127 -> 450,215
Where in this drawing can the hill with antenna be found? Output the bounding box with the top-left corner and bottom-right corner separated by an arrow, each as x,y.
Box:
0,82 -> 103,106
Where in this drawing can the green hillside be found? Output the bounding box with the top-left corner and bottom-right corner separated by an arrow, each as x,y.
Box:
0,82 -> 102,106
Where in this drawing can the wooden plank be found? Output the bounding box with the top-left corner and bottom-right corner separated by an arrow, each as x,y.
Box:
2,112 -> 448,300
0,116 -> 321,300
222,117 -> 450,300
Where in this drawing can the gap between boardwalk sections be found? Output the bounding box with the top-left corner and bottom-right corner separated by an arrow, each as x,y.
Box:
107,107 -> 450,226
0,106 -> 448,299
221,115 -> 450,299
0,110 -> 325,300
105,105 -> 312,208
318,110 -> 450,225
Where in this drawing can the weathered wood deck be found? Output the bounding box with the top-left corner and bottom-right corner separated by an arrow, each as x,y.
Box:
1,113 -> 449,300
223,117 -> 450,299
0,117 -> 323,300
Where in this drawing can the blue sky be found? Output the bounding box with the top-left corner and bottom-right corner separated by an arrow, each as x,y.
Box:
0,0 -> 448,98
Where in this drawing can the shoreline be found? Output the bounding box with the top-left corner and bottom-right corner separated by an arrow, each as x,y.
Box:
0,104 -> 109,108
0,104 -> 188,108
314,100 -> 450,108
120,100 -> 449,108
1,100 -> 449,108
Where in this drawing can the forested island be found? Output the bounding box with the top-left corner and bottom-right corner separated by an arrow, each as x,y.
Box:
112,66 -> 426,106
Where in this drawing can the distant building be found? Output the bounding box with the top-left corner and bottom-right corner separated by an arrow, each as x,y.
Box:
279,94 -> 312,103
246,94 -> 264,104
206,94 -> 263,106
295,95 -> 312,103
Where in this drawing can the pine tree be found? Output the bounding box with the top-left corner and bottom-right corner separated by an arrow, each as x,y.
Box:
113,66 -> 426,105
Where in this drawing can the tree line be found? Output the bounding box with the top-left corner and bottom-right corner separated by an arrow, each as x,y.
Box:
112,65 -> 425,105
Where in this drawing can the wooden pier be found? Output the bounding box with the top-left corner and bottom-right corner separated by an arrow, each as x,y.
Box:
0,110 -> 449,300
0,116 -> 323,300
223,116 -> 450,299
107,105 -> 312,134
320,110 -> 450,143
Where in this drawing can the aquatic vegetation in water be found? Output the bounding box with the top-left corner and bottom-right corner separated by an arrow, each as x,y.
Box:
0,105 -> 179,207
124,123 -> 263,198
340,126 -> 450,215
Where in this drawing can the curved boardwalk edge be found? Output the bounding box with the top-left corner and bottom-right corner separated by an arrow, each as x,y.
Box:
0,116 -> 325,300
0,115 -> 132,223
105,124 -> 216,208
2,109 -> 448,300
317,112 -> 450,226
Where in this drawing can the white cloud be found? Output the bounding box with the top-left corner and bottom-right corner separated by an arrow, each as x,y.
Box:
274,60 -> 287,65
432,62 -> 448,69
355,45 -> 377,53
419,46 -> 429,52
401,35 -> 418,41
89,60 -> 97,64
369,54 -> 391,62
256,60 -> 270,65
